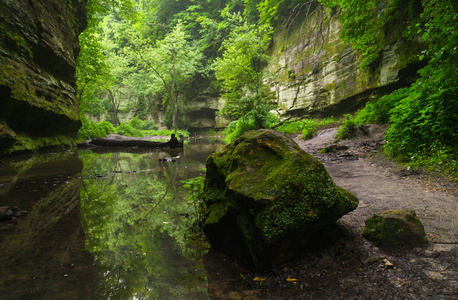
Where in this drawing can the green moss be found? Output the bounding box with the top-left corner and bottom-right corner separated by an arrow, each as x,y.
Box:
0,62 -> 80,123
0,25 -> 33,59
363,209 -> 426,247
9,135 -> 76,154
203,130 -> 358,242
362,215 -> 383,243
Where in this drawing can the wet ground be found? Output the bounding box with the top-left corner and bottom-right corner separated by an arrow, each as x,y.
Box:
205,125 -> 457,299
0,129 -> 456,299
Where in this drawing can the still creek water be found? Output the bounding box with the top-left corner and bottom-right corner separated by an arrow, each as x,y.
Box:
0,139 -> 226,299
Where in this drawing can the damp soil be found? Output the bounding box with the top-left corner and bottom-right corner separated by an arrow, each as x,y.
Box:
205,125 -> 457,300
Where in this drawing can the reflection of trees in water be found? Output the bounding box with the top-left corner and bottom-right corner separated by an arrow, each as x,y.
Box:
79,151 -> 208,299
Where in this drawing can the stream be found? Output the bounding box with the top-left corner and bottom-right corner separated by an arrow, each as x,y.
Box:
0,138 -> 225,299
2,132 -> 456,299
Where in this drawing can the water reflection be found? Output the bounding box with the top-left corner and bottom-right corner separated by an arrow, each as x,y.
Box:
79,149 -> 211,299
0,140 -> 225,299
0,152 -> 92,299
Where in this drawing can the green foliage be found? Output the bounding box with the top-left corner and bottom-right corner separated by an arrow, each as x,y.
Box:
182,176 -> 206,225
214,16 -> 276,120
222,119 -> 258,143
301,120 -> 318,140
257,0 -> 285,26
335,115 -> 357,140
300,118 -> 340,140
383,0 -> 458,164
77,118 -> 115,141
143,129 -> 190,138
115,123 -> 144,137
126,116 -> 158,131
356,89 -> 409,125
268,117 -> 340,139
77,1 -> 137,118
275,120 -> 305,134
128,20 -> 204,132
222,106 -> 279,142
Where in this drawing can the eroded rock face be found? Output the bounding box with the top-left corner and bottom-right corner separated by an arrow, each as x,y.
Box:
363,209 -> 426,247
0,0 -> 87,155
202,129 -> 358,270
269,4 -> 424,118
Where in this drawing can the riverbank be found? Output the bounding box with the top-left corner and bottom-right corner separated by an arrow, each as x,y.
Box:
206,125 -> 457,299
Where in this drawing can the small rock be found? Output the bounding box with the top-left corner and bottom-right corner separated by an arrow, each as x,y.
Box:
365,254 -> 384,265
363,209 -> 427,247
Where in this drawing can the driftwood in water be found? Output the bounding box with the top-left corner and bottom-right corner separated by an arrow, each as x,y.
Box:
87,134 -> 183,149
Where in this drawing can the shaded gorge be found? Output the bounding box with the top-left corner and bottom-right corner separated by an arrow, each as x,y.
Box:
0,139 -> 225,299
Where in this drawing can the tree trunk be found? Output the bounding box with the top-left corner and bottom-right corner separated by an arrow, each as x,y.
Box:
108,90 -> 120,126
171,48 -> 178,134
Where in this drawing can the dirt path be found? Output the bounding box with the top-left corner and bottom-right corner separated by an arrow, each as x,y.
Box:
206,126 -> 457,299
294,125 -> 457,245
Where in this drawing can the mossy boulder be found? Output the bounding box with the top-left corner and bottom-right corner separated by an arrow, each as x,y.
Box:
202,129 -> 358,271
363,209 -> 426,247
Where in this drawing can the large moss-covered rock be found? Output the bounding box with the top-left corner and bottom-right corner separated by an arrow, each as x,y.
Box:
363,209 -> 426,247
202,129 -> 358,270
0,0 -> 87,155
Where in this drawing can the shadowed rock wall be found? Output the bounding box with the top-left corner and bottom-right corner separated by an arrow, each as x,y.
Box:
0,0 -> 87,155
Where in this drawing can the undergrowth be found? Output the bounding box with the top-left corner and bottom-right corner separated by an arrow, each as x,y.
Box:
77,117 -> 189,141
222,115 -> 340,143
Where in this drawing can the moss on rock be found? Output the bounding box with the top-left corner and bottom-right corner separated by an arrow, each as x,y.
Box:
0,0 -> 87,156
363,209 -> 426,247
202,129 -> 358,270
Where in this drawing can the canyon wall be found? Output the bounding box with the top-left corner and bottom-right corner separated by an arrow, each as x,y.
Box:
268,4 -> 423,119
0,0 -> 87,155
182,4 -> 422,128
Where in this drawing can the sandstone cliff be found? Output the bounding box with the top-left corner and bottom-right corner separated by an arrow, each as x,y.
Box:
181,4 -> 423,128
0,0 -> 87,155
269,4 -> 423,119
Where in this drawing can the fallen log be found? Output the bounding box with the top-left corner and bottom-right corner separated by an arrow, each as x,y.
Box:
88,134 -> 183,149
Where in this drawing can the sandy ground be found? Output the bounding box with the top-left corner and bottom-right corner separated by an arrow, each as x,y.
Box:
205,125 -> 457,299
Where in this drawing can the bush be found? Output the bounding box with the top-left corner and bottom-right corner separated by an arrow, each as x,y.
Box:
127,117 -> 158,131
299,118 -> 339,140
301,120 -> 318,140
139,120 -> 158,131
335,115 -> 357,140
354,88 -> 408,125
223,118 -> 259,142
77,118 -> 115,141
222,106 -> 279,143
115,123 -> 144,137
275,121 -> 306,134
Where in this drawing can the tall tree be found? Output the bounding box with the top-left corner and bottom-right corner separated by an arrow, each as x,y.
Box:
129,21 -> 203,133
213,13 -> 276,123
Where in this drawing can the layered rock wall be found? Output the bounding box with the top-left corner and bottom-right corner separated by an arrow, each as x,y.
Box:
0,0 -> 87,155
182,4 -> 422,128
181,92 -> 228,130
269,4 -> 423,118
